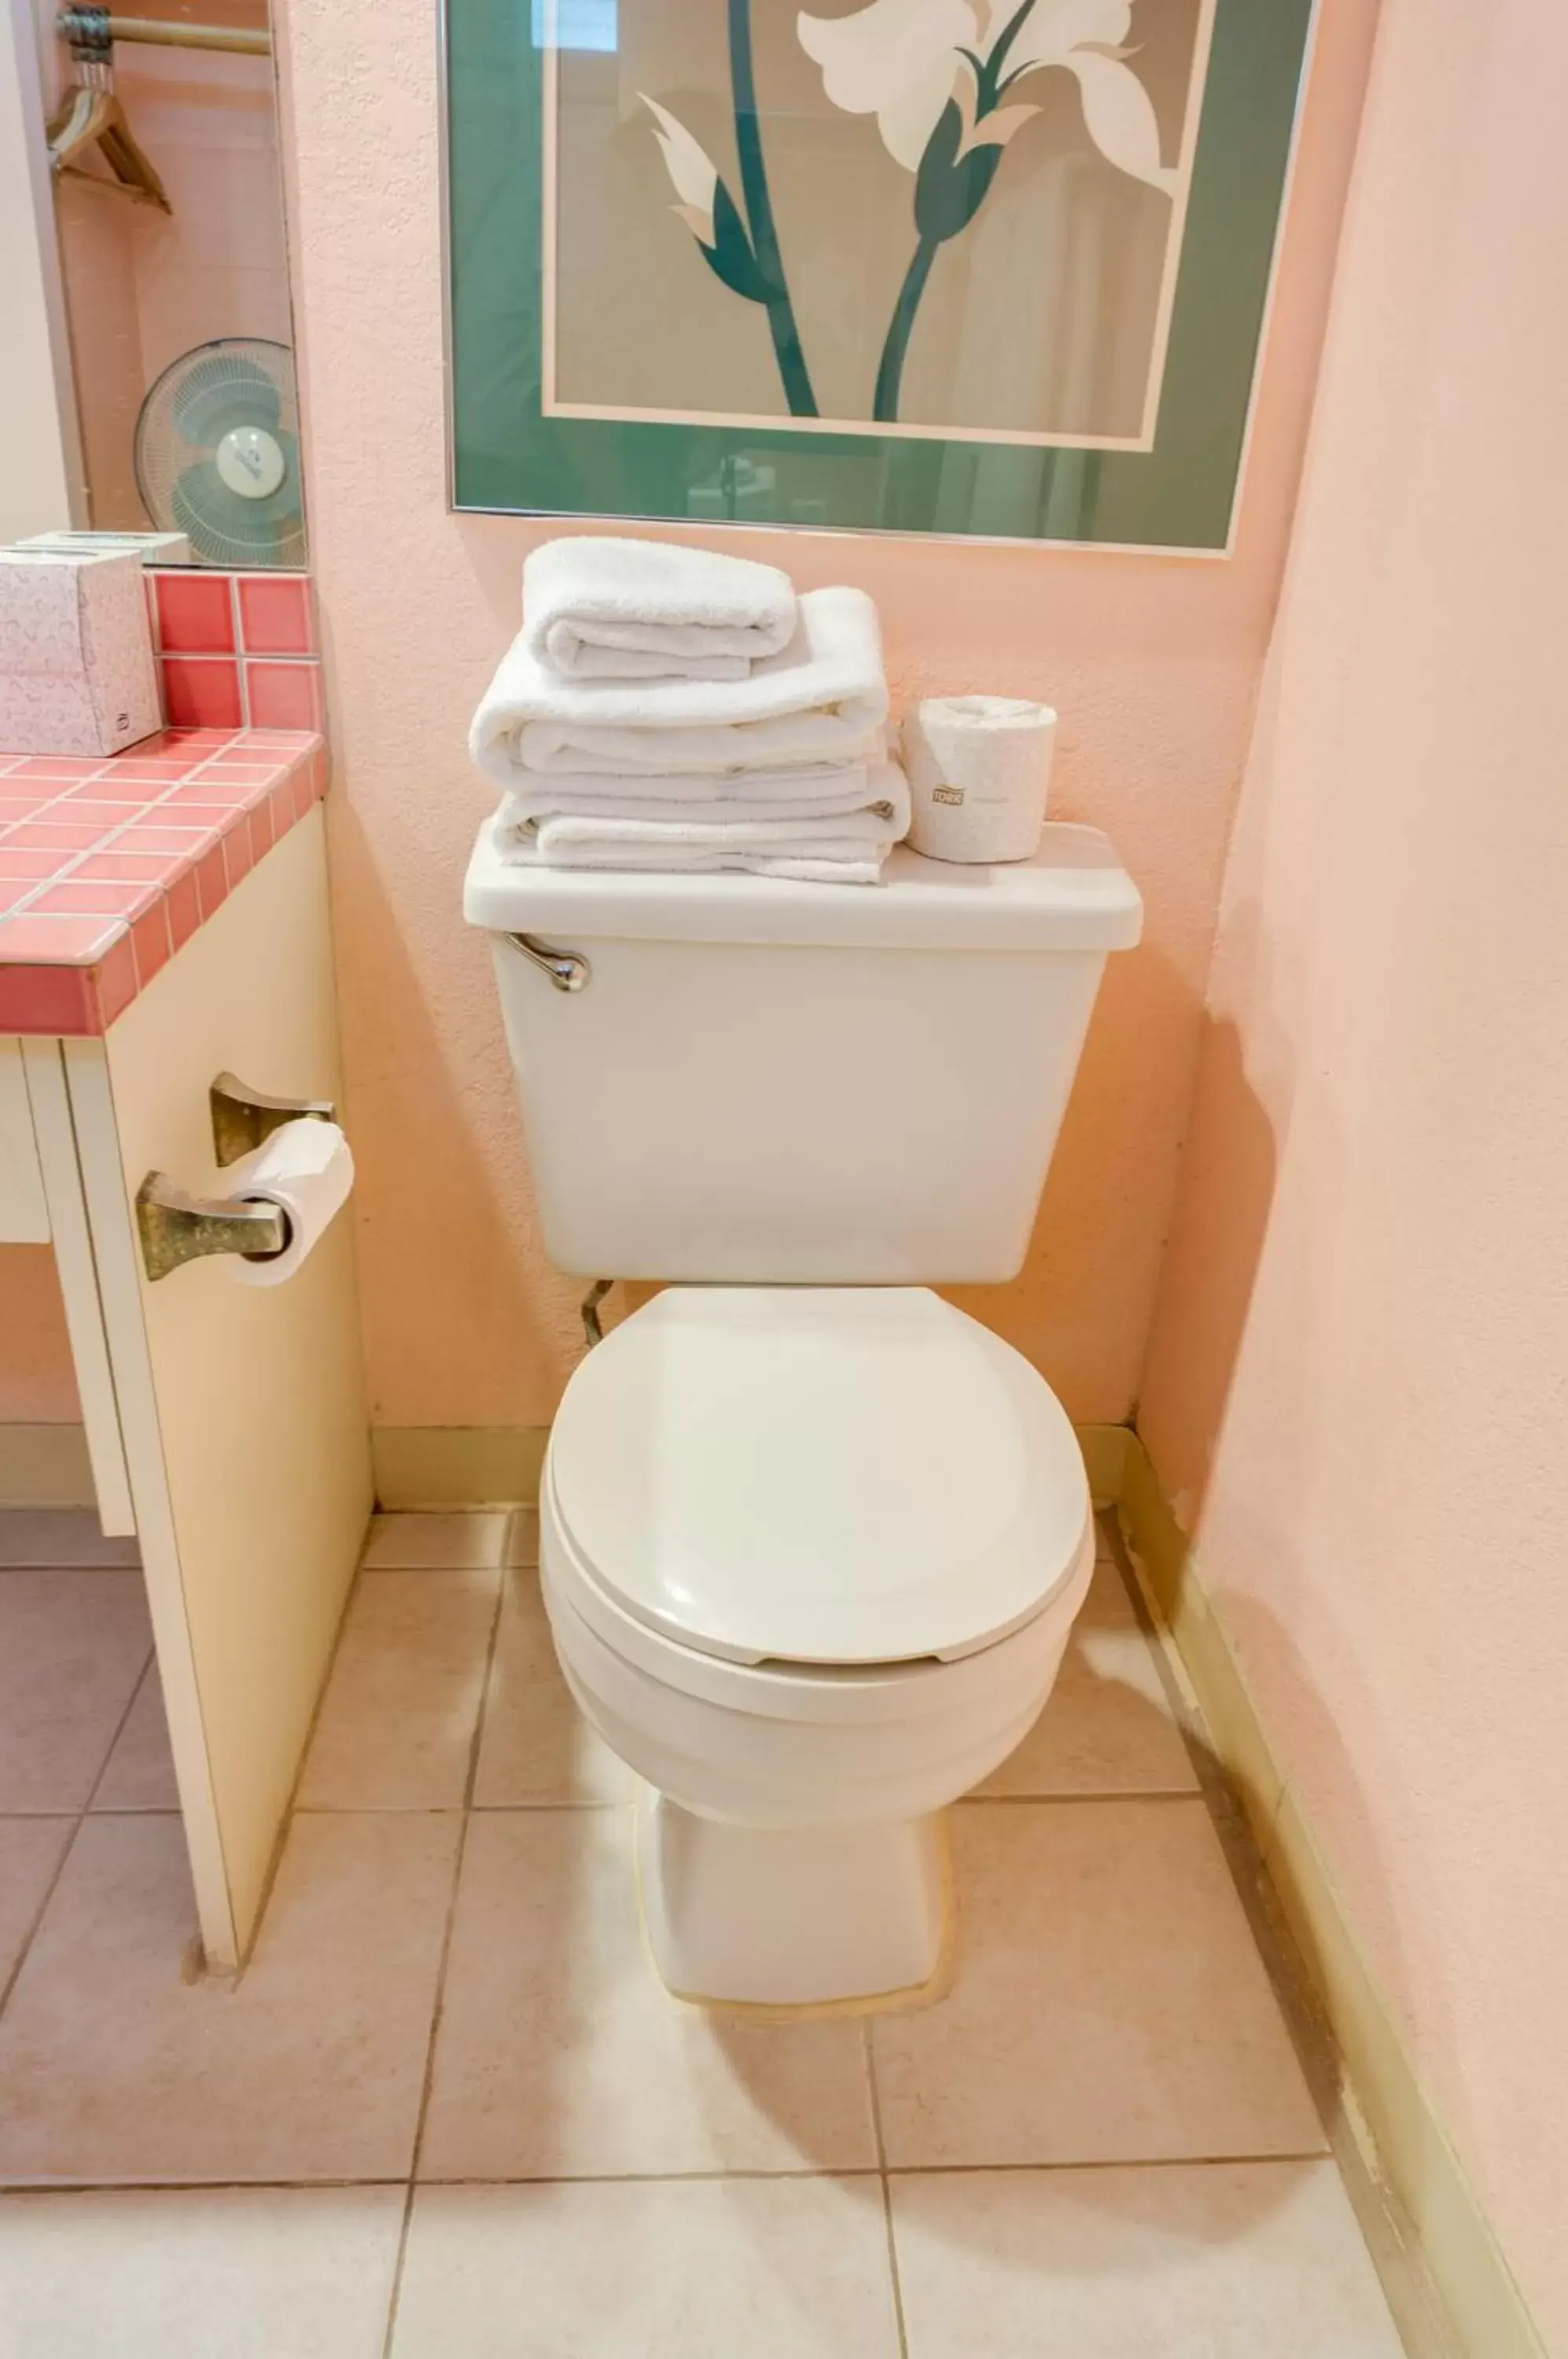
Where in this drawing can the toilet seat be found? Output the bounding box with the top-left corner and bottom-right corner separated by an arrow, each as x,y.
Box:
547,1286 -> 1091,1669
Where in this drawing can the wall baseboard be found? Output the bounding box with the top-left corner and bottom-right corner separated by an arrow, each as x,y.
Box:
370,1424 -> 549,1509
2,1417 -> 1135,1518
1117,1431 -> 1546,2359
0,1423 -> 96,1508
367,1420 -> 1134,1514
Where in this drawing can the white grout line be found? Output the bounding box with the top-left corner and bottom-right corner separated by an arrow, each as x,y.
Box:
229,575 -> 248,729
377,1562 -> 509,2359
863,2024 -> 911,2359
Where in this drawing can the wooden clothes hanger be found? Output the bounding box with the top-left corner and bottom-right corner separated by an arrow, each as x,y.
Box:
46,13 -> 171,214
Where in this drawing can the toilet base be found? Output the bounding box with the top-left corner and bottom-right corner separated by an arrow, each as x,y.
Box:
635,1785 -> 949,2011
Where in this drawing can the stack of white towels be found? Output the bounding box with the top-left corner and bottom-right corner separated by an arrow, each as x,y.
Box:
469,538 -> 909,885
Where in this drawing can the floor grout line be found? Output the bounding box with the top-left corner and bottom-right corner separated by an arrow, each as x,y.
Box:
0,1640 -> 154,2018
377,1551 -> 510,2359
290,1798 -> 615,1816
0,2151 -> 1349,2199
954,1787 -> 1204,1806
863,2022 -> 911,2359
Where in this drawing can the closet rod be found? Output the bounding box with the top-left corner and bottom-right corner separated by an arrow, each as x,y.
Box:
57,9 -> 271,55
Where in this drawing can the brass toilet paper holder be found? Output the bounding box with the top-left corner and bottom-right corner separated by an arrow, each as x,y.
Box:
136,1073 -> 337,1282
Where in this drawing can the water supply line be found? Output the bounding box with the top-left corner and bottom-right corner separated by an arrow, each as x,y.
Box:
580,1279 -> 613,1349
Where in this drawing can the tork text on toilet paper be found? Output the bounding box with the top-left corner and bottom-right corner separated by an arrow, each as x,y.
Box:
901,697 -> 1057,864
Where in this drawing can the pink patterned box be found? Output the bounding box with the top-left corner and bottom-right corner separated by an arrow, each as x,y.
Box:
0,547 -> 161,757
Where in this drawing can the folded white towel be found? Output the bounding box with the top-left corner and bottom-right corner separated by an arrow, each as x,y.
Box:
495,757 -> 907,844
502,835 -> 889,888
499,760 -> 910,889
497,753 -> 882,812
523,535 -> 797,682
471,586 -> 889,787
527,806 -> 898,857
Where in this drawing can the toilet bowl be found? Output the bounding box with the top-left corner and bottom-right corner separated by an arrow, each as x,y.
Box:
466,819 -> 1143,2005
539,1284 -> 1095,2006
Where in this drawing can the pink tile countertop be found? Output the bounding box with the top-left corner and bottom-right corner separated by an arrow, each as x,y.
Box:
0,727 -> 326,1036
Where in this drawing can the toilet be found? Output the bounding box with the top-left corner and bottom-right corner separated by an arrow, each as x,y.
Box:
466,820 -> 1142,2006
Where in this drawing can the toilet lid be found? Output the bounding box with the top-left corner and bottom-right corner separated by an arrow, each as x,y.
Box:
547,1288 -> 1091,1667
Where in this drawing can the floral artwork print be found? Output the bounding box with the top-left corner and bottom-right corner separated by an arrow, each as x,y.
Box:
641,0 -> 1173,423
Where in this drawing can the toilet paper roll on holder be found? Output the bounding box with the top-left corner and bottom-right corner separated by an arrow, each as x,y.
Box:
136,1072 -> 336,1281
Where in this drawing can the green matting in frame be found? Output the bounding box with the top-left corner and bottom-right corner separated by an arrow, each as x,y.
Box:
445,0 -> 1315,550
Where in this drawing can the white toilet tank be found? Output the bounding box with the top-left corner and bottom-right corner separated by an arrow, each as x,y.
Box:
465,821 -> 1142,1283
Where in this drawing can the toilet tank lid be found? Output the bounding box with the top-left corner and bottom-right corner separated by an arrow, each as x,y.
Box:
463,815 -> 1142,952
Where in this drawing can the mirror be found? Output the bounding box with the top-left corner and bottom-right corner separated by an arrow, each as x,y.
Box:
42,0 -> 307,569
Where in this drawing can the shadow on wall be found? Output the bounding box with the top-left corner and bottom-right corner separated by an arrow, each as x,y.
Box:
1132,933 -> 1459,2224
1139,1001 -> 1281,1528
322,782 -> 579,1429
944,939 -> 1198,1426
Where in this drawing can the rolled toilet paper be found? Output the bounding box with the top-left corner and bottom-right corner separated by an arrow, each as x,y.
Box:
224,1117 -> 354,1288
900,695 -> 1057,863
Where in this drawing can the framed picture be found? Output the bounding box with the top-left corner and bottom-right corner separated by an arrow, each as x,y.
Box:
444,0 -> 1316,550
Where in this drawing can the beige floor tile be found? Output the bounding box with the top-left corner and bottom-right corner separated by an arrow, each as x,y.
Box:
0,2187 -> 404,2359
472,1571 -> 628,1806
392,2177 -> 900,2358
359,1513 -> 510,1570
974,1562 -> 1199,1798
297,1568 -> 499,1810
0,1572 -> 150,1812
506,1507 -> 539,1566
0,1820 -> 72,1989
890,2161 -> 1404,2356
0,1811 -> 459,2183
870,1800 -> 1324,2168
0,1512 -> 138,1570
93,1661 -> 179,1812
418,1809 -> 878,2178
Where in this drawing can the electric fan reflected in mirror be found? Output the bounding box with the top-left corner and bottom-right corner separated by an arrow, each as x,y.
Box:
215,425 -> 287,502
134,337 -> 307,570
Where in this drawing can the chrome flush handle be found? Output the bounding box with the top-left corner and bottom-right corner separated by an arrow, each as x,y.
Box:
506,932 -> 591,992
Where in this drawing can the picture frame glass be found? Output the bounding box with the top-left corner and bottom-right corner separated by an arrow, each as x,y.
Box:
447,0 -> 1315,549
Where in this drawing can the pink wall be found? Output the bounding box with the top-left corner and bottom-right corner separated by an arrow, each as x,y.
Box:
267,0 -> 1378,1437
1137,0 -> 1568,2342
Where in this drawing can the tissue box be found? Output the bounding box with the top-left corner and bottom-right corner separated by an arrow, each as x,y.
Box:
13,528 -> 193,565
0,547 -> 161,756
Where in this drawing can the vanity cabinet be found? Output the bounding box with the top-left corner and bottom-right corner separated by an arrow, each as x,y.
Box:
1,743 -> 370,1969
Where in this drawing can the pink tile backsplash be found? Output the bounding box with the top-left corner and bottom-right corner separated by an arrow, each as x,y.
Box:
160,658 -> 245,731
154,572 -> 235,655
145,568 -> 322,736
245,661 -> 325,731
0,726 -> 325,1033
236,574 -> 315,655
